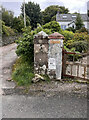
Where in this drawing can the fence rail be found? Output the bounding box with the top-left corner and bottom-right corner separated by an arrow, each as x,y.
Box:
62,50 -> 89,80
64,61 -> 89,80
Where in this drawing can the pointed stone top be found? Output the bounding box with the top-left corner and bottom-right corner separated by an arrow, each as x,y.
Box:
34,31 -> 48,38
48,32 -> 64,39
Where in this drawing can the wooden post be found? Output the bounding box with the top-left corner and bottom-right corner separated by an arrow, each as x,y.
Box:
77,65 -> 79,78
84,66 -> 86,80
71,65 -> 73,76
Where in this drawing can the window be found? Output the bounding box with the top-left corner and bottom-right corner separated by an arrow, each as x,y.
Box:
63,16 -> 67,18
61,25 -> 66,30
72,16 -> 76,18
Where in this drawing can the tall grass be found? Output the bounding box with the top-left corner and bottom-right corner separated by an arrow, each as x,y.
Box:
12,57 -> 34,86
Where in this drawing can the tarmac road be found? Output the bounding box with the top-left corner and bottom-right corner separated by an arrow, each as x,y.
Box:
2,93 -> 87,118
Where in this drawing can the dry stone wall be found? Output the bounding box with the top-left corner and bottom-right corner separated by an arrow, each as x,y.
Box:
0,34 -> 22,47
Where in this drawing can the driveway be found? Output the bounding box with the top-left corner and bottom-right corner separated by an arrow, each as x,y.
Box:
0,43 -> 17,89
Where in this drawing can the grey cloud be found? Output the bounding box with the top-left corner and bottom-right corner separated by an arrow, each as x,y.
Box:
40,0 -> 64,10
70,2 -> 87,13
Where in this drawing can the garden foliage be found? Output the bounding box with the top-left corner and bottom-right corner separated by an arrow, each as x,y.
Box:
2,20 -> 15,36
75,13 -> 84,30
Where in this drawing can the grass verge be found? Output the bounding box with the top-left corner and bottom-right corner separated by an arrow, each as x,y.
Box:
12,57 -> 35,86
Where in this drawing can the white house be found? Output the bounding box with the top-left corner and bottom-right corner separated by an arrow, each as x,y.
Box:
56,12 -> 89,30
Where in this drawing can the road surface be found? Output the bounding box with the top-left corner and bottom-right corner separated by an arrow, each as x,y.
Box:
0,43 -> 17,89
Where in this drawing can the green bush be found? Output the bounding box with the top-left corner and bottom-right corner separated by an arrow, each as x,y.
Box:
2,20 -> 15,36
61,30 -> 74,44
73,32 -> 88,41
70,41 -> 88,53
65,32 -> 89,53
66,27 -> 76,33
16,26 -> 34,61
76,27 -> 88,33
32,26 -> 52,35
42,21 -> 61,33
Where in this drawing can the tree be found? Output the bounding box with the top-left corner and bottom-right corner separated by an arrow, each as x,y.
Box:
12,15 -> 30,32
1,6 -> 31,33
21,2 -> 42,29
75,13 -> 84,30
12,16 -> 24,32
42,5 -> 69,24
2,6 -> 14,27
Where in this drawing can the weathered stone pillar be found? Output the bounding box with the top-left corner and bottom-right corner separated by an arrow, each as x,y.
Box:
34,31 -> 64,80
34,31 -> 48,75
48,32 -> 64,79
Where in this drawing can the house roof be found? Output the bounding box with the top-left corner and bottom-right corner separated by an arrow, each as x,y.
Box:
56,14 -> 89,22
87,1 -> 89,10
68,20 -> 75,26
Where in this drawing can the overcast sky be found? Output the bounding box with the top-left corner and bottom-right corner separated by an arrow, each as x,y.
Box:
1,0 -> 89,17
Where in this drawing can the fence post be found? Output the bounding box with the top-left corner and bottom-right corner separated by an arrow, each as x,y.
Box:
84,66 -> 86,80
77,65 -> 79,78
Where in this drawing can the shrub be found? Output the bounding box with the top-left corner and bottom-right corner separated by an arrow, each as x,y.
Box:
60,30 -> 74,43
76,27 -> 88,33
66,27 -> 76,33
2,20 -> 15,36
66,32 -> 89,53
16,26 -> 34,61
42,21 -> 61,33
70,41 -> 88,53
73,32 -> 89,41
